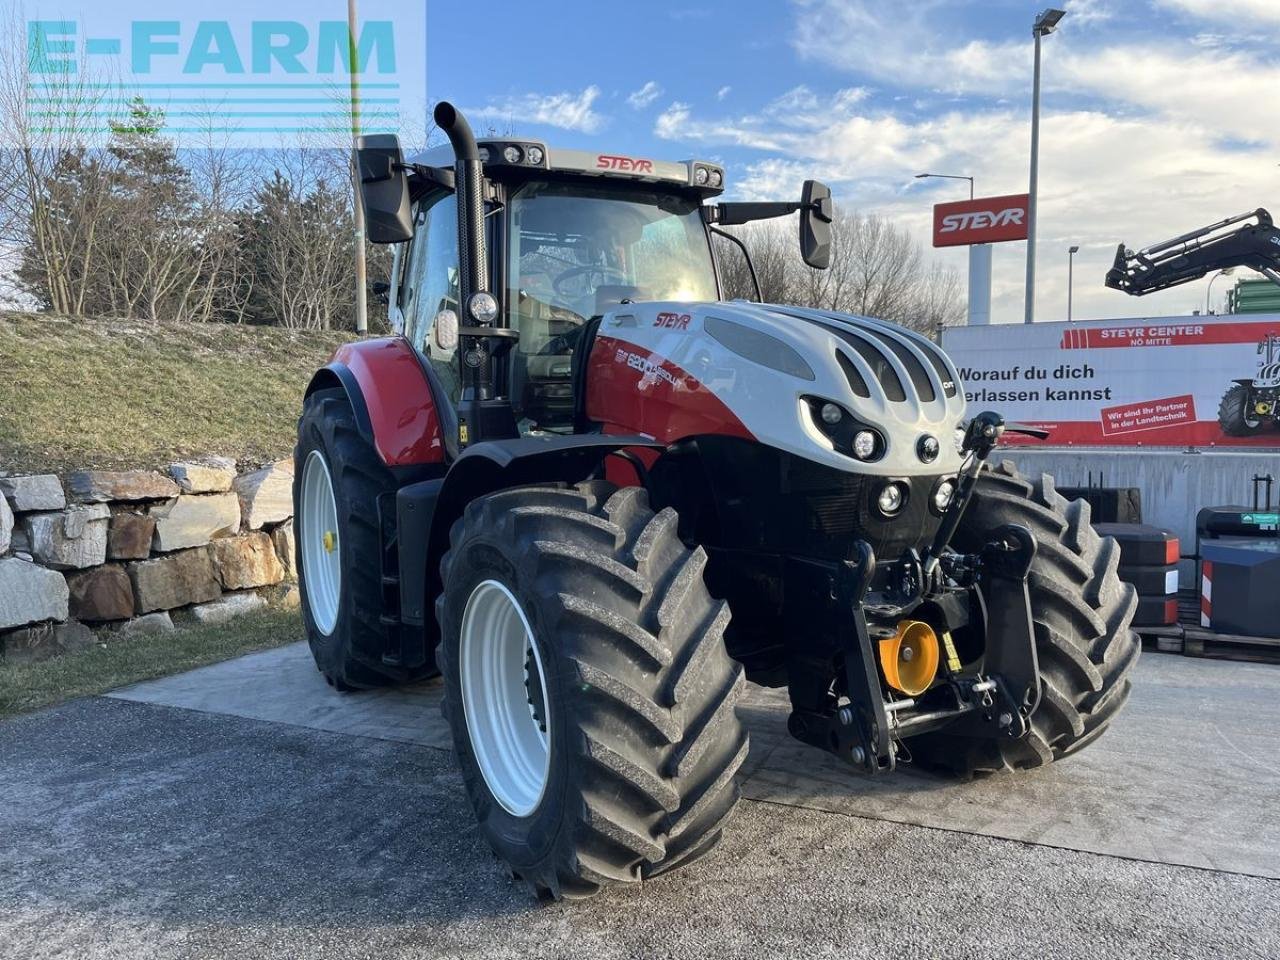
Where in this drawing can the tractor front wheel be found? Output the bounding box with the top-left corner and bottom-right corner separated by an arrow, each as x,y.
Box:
1218,383 -> 1265,436
436,481 -> 748,900
295,387 -> 417,690
907,461 -> 1140,775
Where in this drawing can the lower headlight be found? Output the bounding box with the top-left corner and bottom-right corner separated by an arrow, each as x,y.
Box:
877,483 -> 906,516
933,479 -> 956,513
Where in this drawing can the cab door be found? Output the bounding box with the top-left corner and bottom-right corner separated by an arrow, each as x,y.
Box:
399,190 -> 463,408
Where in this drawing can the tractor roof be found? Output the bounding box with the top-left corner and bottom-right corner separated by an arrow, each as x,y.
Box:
409,138 -> 726,198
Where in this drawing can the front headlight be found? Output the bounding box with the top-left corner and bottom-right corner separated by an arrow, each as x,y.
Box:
852,430 -> 877,460
805,398 -> 884,462
877,482 -> 906,516
932,478 -> 956,513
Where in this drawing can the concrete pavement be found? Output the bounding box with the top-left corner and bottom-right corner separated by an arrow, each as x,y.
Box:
0,646 -> 1276,958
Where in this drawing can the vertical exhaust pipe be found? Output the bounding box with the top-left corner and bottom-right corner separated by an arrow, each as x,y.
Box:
433,101 -> 516,443
432,101 -> 488,312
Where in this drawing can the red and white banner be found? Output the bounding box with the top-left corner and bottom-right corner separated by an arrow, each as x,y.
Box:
942,314 -> 1280,447
932,193 -> 1030,247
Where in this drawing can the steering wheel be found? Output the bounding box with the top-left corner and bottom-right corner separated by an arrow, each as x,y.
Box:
553,264 -> 628,297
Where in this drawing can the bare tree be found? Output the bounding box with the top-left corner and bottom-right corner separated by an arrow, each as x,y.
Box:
716,208 -> 964,336
0,3 -> 118,313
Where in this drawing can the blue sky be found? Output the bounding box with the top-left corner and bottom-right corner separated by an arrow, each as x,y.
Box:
428,0 -> 1280,324
13,0 -> 1278,323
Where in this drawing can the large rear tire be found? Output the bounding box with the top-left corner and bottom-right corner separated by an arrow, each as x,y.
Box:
1218,383 -> 1264,437
294,388 -> 415,690
436,481 -> 748,900
907,461 -> 1140,775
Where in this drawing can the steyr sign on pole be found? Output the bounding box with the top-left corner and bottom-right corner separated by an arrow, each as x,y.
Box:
932,194 -> 1031,248
933,193 -> 1031,327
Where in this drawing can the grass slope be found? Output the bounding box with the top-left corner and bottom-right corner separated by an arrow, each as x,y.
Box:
0,312 -> 353,474
0,606 -> 304,719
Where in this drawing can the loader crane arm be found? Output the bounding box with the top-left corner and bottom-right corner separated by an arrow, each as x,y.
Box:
1105,208 -> 1280,296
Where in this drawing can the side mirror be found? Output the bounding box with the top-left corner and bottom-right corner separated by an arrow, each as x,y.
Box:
355,134 -> 413,244
800,179 -> 833,270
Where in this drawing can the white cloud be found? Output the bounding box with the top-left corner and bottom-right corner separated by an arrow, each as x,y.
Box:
1157,0 -> 1280,23
626,81 -> 663,110
470,86 -> 605,133
1064,0 -> 1115,25
790,1 -> 1022,96
789,0 -> 1280,140
716,85 -> 732,101
656,88 -> 1279,323
648,1 -> 1280,322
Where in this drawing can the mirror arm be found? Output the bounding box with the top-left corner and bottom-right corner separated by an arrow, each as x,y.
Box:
710,201 -> 803,227
402,163 -> 455,192
709,226 -> 762,302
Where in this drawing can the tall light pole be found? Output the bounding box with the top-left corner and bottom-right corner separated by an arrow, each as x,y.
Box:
349,0 -> 369,334
1206,268 -> 1235,315
1067,244 -> 1079,320
914,172 -> 974,200
1025,7 -> 1066,324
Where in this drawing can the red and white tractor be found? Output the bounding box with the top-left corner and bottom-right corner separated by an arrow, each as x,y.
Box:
294,102 -> 1139,900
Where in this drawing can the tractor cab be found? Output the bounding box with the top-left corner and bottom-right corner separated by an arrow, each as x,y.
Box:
386,141 -> 725,434
356,111 -> 831,444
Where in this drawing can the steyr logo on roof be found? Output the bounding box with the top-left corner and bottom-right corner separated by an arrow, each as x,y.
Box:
597,155 -> 654,173
932,193 -> 1031,248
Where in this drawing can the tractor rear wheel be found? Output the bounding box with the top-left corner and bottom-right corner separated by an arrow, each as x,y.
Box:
295,387 -> 411,690
436,481 -> 748,900
907,461 -> 1140,775
1218,383 -> 1264,436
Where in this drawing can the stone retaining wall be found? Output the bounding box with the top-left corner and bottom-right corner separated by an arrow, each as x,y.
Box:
0,457 -> 297,663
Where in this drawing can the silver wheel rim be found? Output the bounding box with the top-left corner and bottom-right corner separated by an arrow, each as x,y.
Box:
460,580 -> 552,818
300,450 -> 341,636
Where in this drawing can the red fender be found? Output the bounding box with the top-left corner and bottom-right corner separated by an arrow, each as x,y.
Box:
318,337 -> 446,466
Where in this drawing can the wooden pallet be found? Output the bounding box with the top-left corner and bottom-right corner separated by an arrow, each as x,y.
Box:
1134,588 -> 1280,662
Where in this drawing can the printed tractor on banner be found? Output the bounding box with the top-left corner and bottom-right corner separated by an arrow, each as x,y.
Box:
1219,333 -> 1280,436
291,102 -> 1140,900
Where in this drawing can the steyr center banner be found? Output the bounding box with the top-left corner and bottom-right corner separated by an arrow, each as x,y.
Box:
942,315 -> 1280,447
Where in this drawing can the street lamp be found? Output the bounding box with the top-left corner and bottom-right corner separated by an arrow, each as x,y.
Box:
1024,7 -> 1066,324
1068,244 -> 1079,320
1206,268 -> 1235,315
915,173 -> 988,325
914,172 -> 974,201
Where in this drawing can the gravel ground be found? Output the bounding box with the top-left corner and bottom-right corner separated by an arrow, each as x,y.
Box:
2,696 -> 1277,960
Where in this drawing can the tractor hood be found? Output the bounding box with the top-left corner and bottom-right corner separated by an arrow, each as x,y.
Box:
588,300 -> 969,477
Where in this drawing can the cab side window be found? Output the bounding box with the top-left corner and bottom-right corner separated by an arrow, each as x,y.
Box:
401,192 -> 461,405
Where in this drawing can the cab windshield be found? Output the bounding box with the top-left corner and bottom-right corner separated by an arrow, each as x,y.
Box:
507,181 -> 717,339
505,180 -> 718,433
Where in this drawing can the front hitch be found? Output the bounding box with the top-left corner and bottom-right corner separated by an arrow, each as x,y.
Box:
789,524 -> 1042,773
